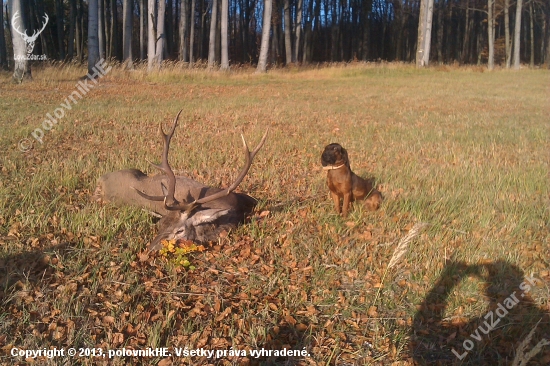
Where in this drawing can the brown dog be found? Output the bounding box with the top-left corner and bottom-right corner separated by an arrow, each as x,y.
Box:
321,143 -> 382,217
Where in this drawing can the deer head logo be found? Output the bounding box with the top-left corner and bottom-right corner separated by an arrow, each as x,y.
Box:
11,11 -> 49,56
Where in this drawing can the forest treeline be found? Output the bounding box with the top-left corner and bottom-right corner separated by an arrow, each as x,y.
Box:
1,0 -> 549,75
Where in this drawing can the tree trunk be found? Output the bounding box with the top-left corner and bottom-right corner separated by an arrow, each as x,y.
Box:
512,0 -> 522,69
462,2 -> 470,63
487,0 -> 494,70
189,0 -> 196,65
148,0 -> 156,70
215,1 -> 221,61
271,0 -> 281,64
257,0 -> 272,72
9,0 -> 32,82
302,0 -> 314,63
179,0 -> 188,61
166,0 -> 173,57
67,0 -> 75,59
547,17 -> 550,68
208,0 -> 218,68
88,0 -> 100,74
540,15 -> 546,65
76,0 -> 82,61
0,0 -> 8,69
199,0 -> 206,59
98,0 -> 106,59
477,21 -> 484,65
155,0 -> 166,65
240,0 -> 248,62
220,0 -> 229,69
504,0 -> 511,67
392,0 -> 403,60
520,8 -> 529,61
294,0 -> 302,62
330,0 -> 338,61
360,0 -> 371,60
283,0 -> 292,63
444,1 -> 452,61
529,0 -> 534,67
436,0 -> 444,63
122,0 -> 133,67
55,0 -> 65,60
278,0 -> 285,62
110,0 -> 119,60
32,0 -> 49,60
417,0 -> 434,67
423,0 -> 434,65
140,0 -> 146,60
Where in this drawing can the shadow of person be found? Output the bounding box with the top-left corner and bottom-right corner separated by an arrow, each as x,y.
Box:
410,260 -> 550,365
0,242 -> 70,294
248,324 -> 311,366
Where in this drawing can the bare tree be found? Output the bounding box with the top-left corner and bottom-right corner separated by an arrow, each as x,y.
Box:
88,0 -> 100,74
76,0 -> 84,61
487,0 -> 495,70
179,0 -> 188,61
9,1 -> 32,82
547,11 -> 550,68
67,0 -> 76,59
504,0 -> 511,67
220,0 -> 229,69
529,0 -> 534,67
301,0 -> 312,63
148,0 -> 165,70
189,0 -> 196,65
513,0 -> 523,69
257,0 -> 273,72
55,0 -> 65,59
102,0 -> 110,57
148,0 -> 156,70
283,0 -> 292,63
294,0 -> 303,62
140,0 -> 147,60
110,0 -> 120,60
416,0 -> 434,67
0,2 -> 8,69
123,0 -> 133,68
208,0 -> 219,68
155,0 -> 166,64
98,0 -> 106,59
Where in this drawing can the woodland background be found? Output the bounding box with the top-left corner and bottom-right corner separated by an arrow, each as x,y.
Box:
1,0 -> 550,75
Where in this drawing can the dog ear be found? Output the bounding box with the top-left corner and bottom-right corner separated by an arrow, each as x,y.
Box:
340,147 -> 350,166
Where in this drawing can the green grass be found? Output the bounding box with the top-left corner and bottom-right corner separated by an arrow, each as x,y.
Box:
0,62 -> 549,365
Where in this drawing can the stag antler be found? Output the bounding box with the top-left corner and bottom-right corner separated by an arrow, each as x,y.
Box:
135,110 -> 268,213
12,11 -> 49,43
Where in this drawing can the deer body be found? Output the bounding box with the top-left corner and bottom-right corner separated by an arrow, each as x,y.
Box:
94,169 -> 254,216
94,168 -> 257,249
94,111 -> 267,251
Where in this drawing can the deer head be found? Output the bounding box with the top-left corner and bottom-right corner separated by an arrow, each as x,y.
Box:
11,11 -> 49,55
135,110 -> 268,250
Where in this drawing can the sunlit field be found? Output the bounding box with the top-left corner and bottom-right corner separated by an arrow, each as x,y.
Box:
1,63 -> 549,365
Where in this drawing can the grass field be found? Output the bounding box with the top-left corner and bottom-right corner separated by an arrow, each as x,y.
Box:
0,63 -> 549,365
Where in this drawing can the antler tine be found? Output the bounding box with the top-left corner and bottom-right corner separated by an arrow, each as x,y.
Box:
193,128 -> 269,207
141,110 -> 195,211
28,14 -> 49,42
11,11 -> 26,37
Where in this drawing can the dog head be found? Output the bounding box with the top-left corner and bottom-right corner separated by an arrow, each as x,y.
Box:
321,143 -> 349,168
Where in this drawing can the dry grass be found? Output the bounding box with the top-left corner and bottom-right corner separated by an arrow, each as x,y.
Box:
0,62 -> 549,365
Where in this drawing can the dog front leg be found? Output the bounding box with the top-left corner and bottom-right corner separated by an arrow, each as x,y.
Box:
342,192 -> 352,217
331,191 -> 341,214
